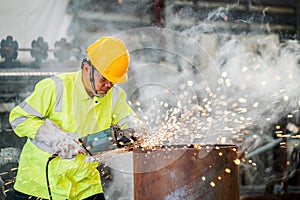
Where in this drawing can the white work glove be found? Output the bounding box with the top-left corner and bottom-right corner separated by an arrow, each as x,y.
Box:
84,155 -> 99,163
35,119 -> 87,159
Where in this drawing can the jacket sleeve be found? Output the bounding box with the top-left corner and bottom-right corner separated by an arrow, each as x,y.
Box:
111,87 -> 138,129
9,78 -> 56,138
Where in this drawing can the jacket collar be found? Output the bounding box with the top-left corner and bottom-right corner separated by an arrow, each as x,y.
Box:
75,70 -> 91,101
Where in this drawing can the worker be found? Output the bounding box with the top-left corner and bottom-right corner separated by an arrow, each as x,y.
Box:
9,36 -> 140,199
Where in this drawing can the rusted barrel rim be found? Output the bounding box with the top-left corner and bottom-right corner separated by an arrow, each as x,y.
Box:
132,143 -> 238,173
132,143 -> 238,151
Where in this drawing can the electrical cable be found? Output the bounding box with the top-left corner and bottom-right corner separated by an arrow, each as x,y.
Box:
45,140 -> 92,200
46,153 -> 58,200
78,138 -> 93,156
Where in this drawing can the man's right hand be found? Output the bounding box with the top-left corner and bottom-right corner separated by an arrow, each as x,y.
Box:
34,119 -> 87,159
50,133 -> 87,159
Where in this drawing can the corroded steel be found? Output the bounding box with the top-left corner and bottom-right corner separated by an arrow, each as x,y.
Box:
133,144 -> 240,200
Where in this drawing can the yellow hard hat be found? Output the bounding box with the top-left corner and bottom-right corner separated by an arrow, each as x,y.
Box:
87,36 -> 129,83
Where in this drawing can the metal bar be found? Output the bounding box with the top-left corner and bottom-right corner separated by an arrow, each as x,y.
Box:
245,138 -> 283,159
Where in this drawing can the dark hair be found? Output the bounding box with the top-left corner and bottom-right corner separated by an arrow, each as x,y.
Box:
81,58 -> 91,69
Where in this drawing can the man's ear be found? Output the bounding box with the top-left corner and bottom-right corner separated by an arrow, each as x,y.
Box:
82,62 -> 91,73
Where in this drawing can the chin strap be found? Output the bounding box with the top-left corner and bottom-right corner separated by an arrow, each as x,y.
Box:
89,65 -> 97,95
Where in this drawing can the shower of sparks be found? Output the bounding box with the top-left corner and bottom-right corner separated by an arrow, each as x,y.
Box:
133,98 -> 213,147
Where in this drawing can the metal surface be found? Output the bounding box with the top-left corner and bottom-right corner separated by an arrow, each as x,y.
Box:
133,144 -> 240,200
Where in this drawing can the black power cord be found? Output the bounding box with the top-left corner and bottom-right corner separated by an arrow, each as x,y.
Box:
46,153 -> 58,200
45,140 -> 92,200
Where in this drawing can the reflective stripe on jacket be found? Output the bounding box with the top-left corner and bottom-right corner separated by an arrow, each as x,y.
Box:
9,70 -> 136,199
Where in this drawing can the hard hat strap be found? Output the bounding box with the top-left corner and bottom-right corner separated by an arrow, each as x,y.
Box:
89,65 -> 97,95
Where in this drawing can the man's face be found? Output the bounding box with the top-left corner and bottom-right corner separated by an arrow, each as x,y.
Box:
92,69 -> 114,96
82,61 -> 114,98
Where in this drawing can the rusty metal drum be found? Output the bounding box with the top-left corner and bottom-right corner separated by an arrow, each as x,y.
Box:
133,144 -> 240,200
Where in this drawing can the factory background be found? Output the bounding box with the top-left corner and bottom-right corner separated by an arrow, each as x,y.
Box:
0,0 -> 300,199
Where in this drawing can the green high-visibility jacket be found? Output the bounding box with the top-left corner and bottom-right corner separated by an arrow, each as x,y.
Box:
9,70 -> 136,199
